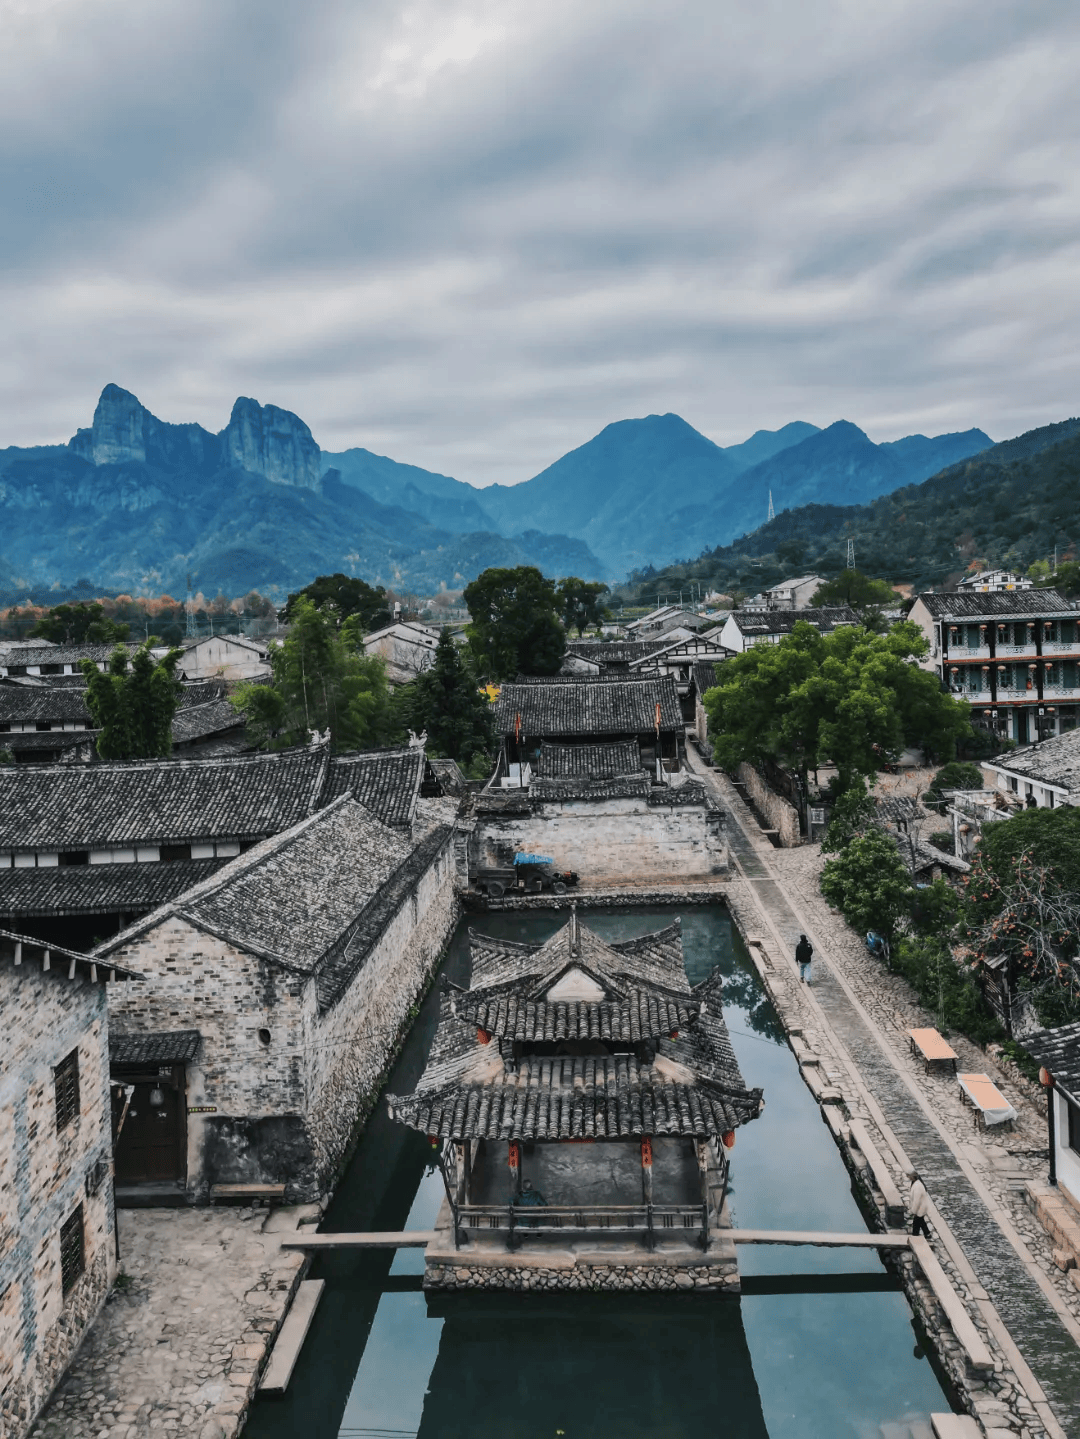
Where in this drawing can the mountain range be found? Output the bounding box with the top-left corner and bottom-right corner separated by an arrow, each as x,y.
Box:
0,384 -> 994,603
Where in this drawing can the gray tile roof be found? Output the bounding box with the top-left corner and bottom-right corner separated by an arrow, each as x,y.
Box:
1022,1023 -> 1080,1103
0,859 -> 224,917
729,606 -> 860,636
0,643 -> 134,669
2,730 -> 96,753
0,746 -> 329,851
536,741 -> 641,778
692,661 -> 719,695
170,699 -> 246,745
986,728 -> 1080,800
563,641 -> 669,665
109,1030 -> 201,1065
530,773 -> 653,802
96,796 -> 453,1012
0,925 -> 141,982
0,686 -> 93,723
916,591 -> 1073,619
494,675 -> 682,738
387,918 -> 762,1140
322,746 -> 425,830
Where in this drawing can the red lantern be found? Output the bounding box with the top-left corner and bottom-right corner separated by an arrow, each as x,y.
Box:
476,1027 -> 491,1045
640,1136 -> 653,1167
1040,1067 -> 1054,1088
508,1140 -> 521,1170
722,1130 -> 736,1150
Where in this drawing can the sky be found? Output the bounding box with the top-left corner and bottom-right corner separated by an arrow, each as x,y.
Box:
2,0 -> 1080,485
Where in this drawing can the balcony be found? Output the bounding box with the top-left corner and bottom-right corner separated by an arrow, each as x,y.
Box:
997,643 -> 1037,657
996,687 -> 1034,701
1044,684 -> 1080,700
954,690 -> 993,705
1043,640 -> 1080,658
946,644 -> 990,660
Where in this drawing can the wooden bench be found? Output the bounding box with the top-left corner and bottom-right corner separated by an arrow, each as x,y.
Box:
957,1072 -> 1018,1132
209,1183 -> 287,1208
908,1027 -> 958,1076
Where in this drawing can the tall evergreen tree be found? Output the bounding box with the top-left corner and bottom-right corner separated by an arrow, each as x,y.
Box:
395,629 -> 493,767
81,642 -> 183,759
463,566 -> 565,679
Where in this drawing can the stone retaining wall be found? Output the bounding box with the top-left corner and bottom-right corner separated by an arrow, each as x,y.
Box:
735,763 -> 801,847
424,1259 -> 739,1293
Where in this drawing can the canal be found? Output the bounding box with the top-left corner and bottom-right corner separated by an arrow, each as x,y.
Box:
244,905 -> 954,1439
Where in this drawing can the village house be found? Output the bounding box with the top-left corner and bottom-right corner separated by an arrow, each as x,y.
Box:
692,661 -> 720,750
908,590 -> 1079,745
627,634 -> 732,722
742,574 -> 826,610
388,912 -> 761,1289
474,676 -> 726,883
958,569 -> 1033,593
1021,1025 -> 1080,1217
0,644 -> 131,679
0,929 -> 141,1439
97,795 -> 458,1204
981,726 -> 1080,810
173,634 -> 271,682
0,743 -> 435,949
362,620 -> 442,684
561,640 -> 672,676
623,605 -> 713,639
718,606 -> 860,654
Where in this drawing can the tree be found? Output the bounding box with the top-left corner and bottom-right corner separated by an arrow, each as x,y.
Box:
820,787 -> 877,852
232,597 -> 397,751
925,761 -> 984,815
820,830 -> 915,940
394,629 -> 494,768
703,619 -> 971,794
1031,559 -> 1080,598
81,643 -> 183,759
810,570 -> 900,609
32,602 -> 129,645
556,577 -> 610,637
463,566 -> 565,680
283,574 -> 392,632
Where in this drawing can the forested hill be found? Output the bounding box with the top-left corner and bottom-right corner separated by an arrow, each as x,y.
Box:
621,418 -> 1080,600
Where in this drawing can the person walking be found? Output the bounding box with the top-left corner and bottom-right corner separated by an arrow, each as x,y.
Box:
908,1172 -> 931,1238
795,934 -> 814,983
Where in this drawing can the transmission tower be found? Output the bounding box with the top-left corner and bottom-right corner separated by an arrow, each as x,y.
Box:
186,573 -> 198,638
767,490 -> 775,523
846,539 -> 855,570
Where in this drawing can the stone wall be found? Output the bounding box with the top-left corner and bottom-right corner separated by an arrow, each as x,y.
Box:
0,967 -> 115,1439
473,796 -> 726,884
107,835 -> 460,1201
424,1258 -> 739,1293
735,763 -> 801,847
306,835 -> 459,1187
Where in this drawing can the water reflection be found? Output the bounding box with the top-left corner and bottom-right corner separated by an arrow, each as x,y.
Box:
245,905 -> 951,1439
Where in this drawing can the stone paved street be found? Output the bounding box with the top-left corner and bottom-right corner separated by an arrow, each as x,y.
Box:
27,1207 -> 308,1439
688,752 -> 1080,1439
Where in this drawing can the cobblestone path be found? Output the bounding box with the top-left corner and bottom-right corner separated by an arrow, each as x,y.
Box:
698,759 -> 1080,1438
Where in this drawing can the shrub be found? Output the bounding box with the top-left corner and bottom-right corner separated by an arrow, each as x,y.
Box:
891,937 -> 1003,1044
925,761 -> 984,815
927,830 -> 953,853
820,830 -> 915,939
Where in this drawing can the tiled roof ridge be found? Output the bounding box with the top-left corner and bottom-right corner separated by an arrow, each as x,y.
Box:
1,925 -> 142,981
94,792 -> 359,956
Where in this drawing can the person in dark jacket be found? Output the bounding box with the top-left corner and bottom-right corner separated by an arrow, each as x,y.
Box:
795,934 -> 813,982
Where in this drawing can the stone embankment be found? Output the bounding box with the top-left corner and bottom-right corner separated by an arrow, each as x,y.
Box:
424,1260 -> 738,1292
692,753 -> 1080,1439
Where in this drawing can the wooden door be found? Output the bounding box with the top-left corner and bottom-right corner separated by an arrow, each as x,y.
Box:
112,1067 -> 186,1184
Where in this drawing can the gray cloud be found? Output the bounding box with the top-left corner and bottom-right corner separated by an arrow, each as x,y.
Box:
3,0 -> 1080,482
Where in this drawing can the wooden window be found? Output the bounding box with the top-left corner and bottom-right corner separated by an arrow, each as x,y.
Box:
54,1048 -> 80,1131
159,844 -> 192,863
59,1205 -> 85,1295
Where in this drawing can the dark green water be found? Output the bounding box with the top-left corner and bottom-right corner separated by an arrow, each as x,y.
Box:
245,907 -> 952,1439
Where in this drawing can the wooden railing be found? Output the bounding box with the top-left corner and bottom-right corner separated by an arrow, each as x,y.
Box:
453,1201 -> 711,1251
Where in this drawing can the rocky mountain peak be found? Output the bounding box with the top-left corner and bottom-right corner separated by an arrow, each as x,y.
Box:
69,383 -> 152,466
223,397 -> 321,492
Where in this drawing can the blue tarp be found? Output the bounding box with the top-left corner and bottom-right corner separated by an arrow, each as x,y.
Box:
514,853 -> 554,866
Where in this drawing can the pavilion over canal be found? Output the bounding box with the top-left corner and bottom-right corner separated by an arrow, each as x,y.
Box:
387,911 -> 763,1291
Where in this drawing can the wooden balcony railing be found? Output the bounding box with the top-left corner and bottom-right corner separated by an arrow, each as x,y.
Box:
456,1201 -> 711,1251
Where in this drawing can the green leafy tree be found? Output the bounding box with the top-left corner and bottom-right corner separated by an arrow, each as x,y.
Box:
81,643 -> 183,759
394,629 -> 494,767
33,602 -> 130,645
0,747 -> 14,766
232,597 -> 397,751
810,570 -> 900,609
925,761 -> 985,815
556,577 -> 610,637
1031,559 -> 1080,598
283,574 -> 392,632
463,566 -> 565,680
704,619 -> 971,794
820,787 -> 877,852
820,830 -> 915,940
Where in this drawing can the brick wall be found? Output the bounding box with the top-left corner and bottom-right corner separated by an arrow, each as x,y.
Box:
0,966 -> 115,1439
473,797 -> 727,883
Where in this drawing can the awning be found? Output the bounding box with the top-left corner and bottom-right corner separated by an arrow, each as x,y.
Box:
110,1030 -> 201,1065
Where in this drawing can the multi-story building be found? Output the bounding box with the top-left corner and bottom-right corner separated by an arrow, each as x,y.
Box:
0,929 -> 140,1439
908,591 -> 1079,745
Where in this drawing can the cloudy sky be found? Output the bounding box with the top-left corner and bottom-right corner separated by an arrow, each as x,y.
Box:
2,0 -> 1079,484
